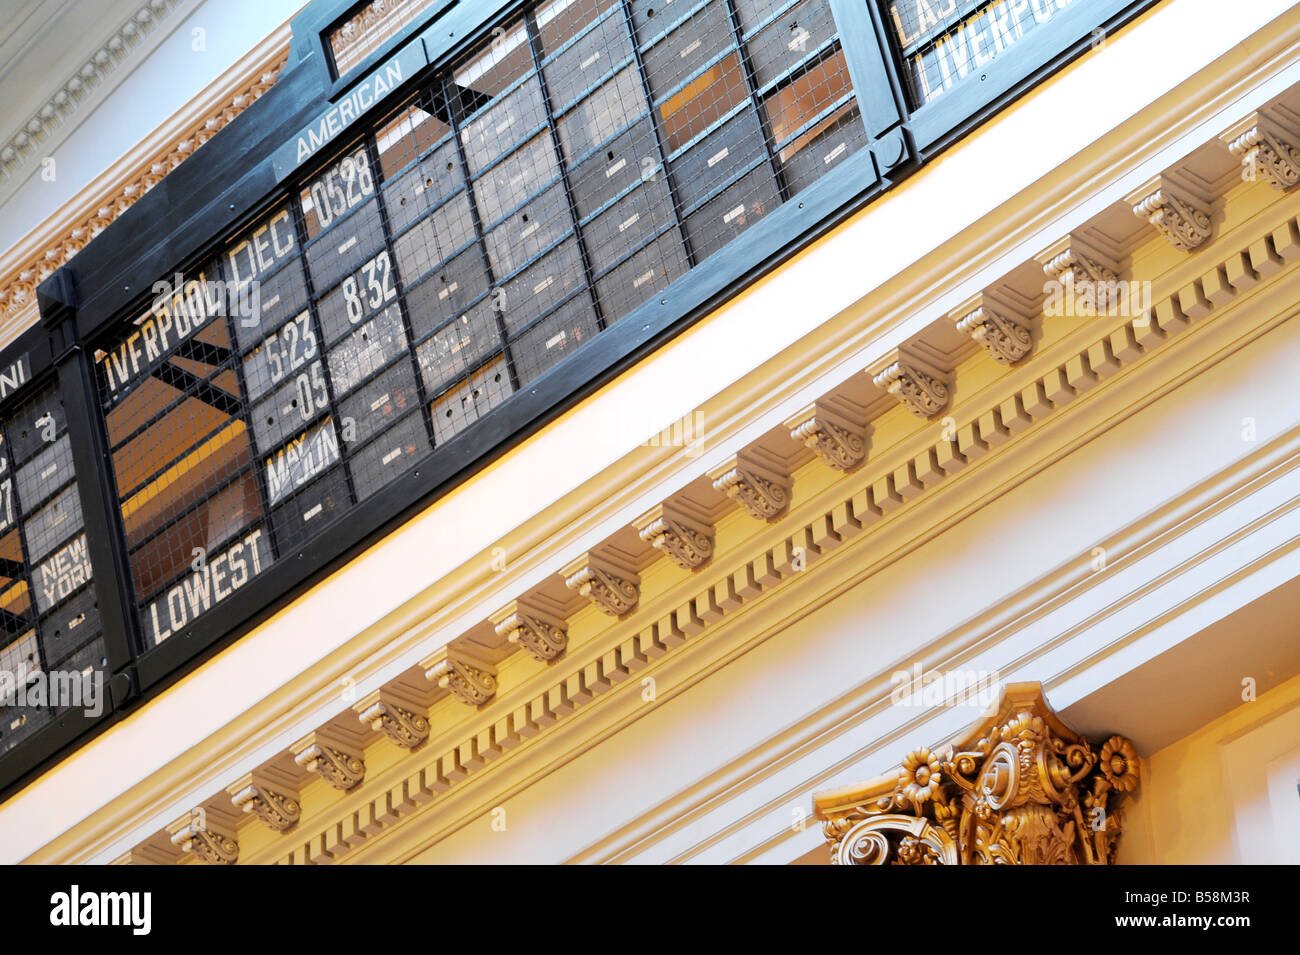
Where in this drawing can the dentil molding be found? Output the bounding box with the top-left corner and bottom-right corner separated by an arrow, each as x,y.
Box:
106,188 -> 1300,865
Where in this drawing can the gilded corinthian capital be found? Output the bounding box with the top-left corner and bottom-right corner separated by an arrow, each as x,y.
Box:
814,683 -> 1140,865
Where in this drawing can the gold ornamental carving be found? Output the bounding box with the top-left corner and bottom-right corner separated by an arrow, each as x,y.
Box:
815,683 -> 1140,865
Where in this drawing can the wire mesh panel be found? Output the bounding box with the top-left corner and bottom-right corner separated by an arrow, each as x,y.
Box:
92,0 -> 869,655
389,0 -> 869,425
0,382 -> 107,758
884,0 -> 1077,108
96,262 -> 274,651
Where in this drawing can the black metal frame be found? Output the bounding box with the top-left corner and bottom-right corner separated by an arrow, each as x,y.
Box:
0,0 -> 1162,799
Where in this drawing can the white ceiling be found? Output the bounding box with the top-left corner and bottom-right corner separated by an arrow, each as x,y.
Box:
0,0 -> 150,144
0,0 -> 304,259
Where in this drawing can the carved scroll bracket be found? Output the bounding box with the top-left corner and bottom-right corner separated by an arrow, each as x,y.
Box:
561,551 -> 641,617
166,806 -> 240,865
633,500 -> 716,570
867,351 -> 951,419
784,398 -> 869,471
708,453 -> 791,521
355,688 -> 431,749
951,291 -> 1035,366
291,730 -> 366,792
1038,234 -> 1124,314
227,768 -> 301,832
1222,110 -> 1300,191
1126,173 -> 1214,252
490,595 -> 570,662
422,645 -> 499,706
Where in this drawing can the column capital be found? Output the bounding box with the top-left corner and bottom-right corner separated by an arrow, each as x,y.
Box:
814,682 -> 1140,865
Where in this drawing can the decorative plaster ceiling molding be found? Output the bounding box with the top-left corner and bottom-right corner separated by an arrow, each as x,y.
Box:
0,0 -> 190,183
1220,105 -> 1300,191
0,20 -> 290,344
96,185 -> 1300,864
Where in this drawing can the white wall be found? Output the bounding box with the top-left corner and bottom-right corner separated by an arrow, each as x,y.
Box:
1122,672 -> 1300,865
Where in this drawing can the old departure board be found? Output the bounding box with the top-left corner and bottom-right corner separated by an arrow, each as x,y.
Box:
91,0 -> 869,652
886,0 -> 1080,107
0,381 -> 106,758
